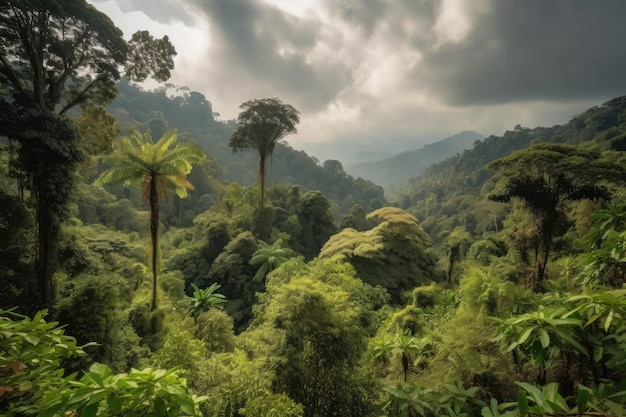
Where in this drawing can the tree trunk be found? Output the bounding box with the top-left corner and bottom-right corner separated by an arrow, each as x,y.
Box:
258,156 -> 266,209
36,196 -> 55,309
150,177 -> 160,311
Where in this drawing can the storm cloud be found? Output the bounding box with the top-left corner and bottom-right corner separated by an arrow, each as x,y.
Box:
181,0 -> 353,112
419,1 -> 626,105
88,0 -> 626,150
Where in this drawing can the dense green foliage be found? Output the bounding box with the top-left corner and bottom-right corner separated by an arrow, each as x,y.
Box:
1,3 -> 626,414
0,309 -> 203,417
107,80 -> 387,216
0,0 -> 176,309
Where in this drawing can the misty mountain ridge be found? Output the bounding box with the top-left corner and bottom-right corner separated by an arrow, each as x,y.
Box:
296,132 -> 446,166
345,131 -> 484,187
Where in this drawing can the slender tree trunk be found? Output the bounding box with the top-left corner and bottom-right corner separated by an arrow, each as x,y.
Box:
36,194 -> 54,309
258,156 -> 266,209
150,177 -> 160,311
536,211 -> 557,291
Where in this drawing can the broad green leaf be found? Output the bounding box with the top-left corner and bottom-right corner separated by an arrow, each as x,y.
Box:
516,382 -> 547,410
552,328 -> 588,356
383,385 -> 410,400
79,402 -> 98,417
576,386 -> 590,415
107,393 -> 122,414
593,345 -> 604,362
517,326 -> 537,345
538,328 -> 550,348
605,308 -> 614,331
517,390 -> 528,417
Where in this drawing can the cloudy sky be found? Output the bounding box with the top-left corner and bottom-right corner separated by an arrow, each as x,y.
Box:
89,0 -> 626,156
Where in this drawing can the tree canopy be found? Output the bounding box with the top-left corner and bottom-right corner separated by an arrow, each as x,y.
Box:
488,143 -> 625,288
0,0 -> 176,308
229,97 -> 300,207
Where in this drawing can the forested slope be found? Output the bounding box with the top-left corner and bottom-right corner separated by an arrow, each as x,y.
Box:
395,96 -> 626,242
2,3 -> 626,413
108,80 -> 386,215
347,130 -> 483,186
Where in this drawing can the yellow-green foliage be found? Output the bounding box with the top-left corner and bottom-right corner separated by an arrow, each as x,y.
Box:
319,207 -> 437,302
458,266 -> 508,315
389,305 -> 424,336
151,325 -> 207,384
412,282 -> 443,308
196,349 -> 304,417
159,270 -> 186,300
253,257 -> 380,416
194,309 -> 236,353
412,267 -> 517,393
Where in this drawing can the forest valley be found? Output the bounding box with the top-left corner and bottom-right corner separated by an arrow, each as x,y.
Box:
1,1 -> 626,417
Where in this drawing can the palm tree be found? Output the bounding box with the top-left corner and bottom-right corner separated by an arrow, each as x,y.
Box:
187,283 -> 227,323
249,239 -> 292,283
98,129 -> 204,310
229,98 -> 300,208
393,332 -> 422,382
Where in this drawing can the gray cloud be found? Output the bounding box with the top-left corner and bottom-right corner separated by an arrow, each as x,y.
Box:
419,0 -> 626,105
90,0 -> 626,150
183,0 -> 352,112
90,0 -> 195,25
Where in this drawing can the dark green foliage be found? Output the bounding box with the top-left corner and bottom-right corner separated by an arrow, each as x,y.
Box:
0,0 -> 175,309
295,190 -> 338,259
341,203 -> 371,231
55,274 -> 142,372
167,216 -> 231,292
260,258 -> 380,417
488,143 -> 622,288
206,231 -> 259,330
16,114 -> 82,308
0,190 -> 35,315
467,236 -> 507,265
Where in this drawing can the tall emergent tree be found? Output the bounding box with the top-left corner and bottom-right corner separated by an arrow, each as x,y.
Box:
0,0 -> 176,308
229,97 -> 300,208
98,129 -> 204,310
488,143 -> 625,289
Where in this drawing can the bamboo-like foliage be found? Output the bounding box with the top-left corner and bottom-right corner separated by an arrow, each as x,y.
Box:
98,129 -> 204,310
320,207 -> 436,301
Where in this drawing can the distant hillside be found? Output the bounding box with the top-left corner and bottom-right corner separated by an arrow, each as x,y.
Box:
298,133 -> 443,166
393,95 -> 626,243
346,131 -> 483,186
106,80 -> 387,215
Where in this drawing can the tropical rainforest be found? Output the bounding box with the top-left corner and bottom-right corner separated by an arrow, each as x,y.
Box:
1,1 -> 626,417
